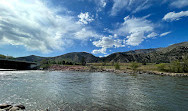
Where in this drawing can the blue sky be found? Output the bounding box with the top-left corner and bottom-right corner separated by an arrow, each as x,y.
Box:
0,0 -> 187,57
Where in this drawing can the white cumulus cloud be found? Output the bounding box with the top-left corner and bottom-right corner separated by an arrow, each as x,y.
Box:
74,28 -> 101,40
92,35 -> 125,54
117,16 -> 156,46
77,12 -> 94,24
163,11 -> 188,21
0,0 -> 99,53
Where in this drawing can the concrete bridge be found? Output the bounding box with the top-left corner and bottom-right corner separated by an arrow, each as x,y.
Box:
0,59 -> 37,70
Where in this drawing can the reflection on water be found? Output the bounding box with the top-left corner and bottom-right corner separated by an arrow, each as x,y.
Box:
0,71 -> 187,111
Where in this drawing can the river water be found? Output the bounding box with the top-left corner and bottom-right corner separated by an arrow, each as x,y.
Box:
0,71 -> 187,111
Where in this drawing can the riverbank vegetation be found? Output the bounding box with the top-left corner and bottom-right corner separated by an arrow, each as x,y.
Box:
0,54 -> 14,59
156,55 -> 188,73
39,55 -> 188,75
88,56 -> 188,74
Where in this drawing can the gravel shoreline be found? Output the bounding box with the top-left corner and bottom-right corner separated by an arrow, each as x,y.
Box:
0,104 -> 25,111
47,65 -> 188,77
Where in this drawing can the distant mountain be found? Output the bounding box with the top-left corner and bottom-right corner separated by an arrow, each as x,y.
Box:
15,52 -> 99,63
50,52 -> 99,63
16,55 -> 47,62
157,42 -> 188,53
105,42 -> 188,63
15,42 -> 188,63
0,54 -> 6,59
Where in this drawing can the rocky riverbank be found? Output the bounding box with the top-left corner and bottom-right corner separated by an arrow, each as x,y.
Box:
0,104 -> 25,111
92,69 -> 188,77
47,65 -> 188,77
48,65 -> 87,71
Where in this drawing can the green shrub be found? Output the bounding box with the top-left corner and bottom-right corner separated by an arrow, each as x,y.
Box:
156,63 -> 166,71
168,55 -> 188,73
169,60 -> 183,73
102,62 -> 106,66
40,64 -> 51,69
156,55 -> 188,73
130,62 -> 140,70
111,62 -> 115,66
0,54 -> 6,59
89,65 -> 96,71
142,62 -> 147,65
114,63 -> 120,70
182,55 -> 188,72
6,56 -> 14,59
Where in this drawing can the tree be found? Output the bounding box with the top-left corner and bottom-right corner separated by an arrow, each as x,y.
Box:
6,56 -> 14,59
142,62 -> 147,65
170,60 -> 182,73
182,55 -> 188,72
69,62 -> 72,65
40,59 -> 48,64
169,55 -> 188,73
81,56 -> 86,66
0,54 -> 6,59
62,61 -> 65,65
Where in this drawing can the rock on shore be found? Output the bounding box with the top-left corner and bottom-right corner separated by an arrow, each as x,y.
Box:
0,104 -> 25,111
47,65 -> 188,77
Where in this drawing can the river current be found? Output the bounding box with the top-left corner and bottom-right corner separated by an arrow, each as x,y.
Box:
0,71 -> 187,111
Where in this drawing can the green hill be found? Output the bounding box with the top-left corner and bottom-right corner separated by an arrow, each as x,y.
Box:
15,41 -> 188,63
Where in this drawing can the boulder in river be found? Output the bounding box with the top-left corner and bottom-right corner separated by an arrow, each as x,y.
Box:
0,104 -> 12,109
0,104 -> 25,111
0,104 -> 13,110
14,105 -> 25,110
9,107 -> 20,111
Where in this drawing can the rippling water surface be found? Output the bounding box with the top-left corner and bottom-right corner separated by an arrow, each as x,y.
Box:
0,71 -> 187,111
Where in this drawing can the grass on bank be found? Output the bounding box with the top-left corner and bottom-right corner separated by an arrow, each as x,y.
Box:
40,62 -> 188,74
88,61 -> 188,73
39,55 -> 188,73
88,62 -> 155,71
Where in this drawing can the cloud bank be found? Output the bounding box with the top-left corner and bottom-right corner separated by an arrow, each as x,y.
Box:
77,12 -> 94,24
92,35 -> 125,54
92,15 -> 166,54
0,0 -> 99,53
117,16 -> 156,46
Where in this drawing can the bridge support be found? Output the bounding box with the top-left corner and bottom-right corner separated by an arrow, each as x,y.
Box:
0,59 -> 37,70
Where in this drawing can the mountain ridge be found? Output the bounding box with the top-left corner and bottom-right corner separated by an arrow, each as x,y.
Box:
14,41 -> 188,63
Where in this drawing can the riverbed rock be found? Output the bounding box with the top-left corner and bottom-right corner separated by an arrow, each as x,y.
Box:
0,104 -> 25,111
0,104 -> 13,110
9,106 -> 20,111
14,105 -> 25,110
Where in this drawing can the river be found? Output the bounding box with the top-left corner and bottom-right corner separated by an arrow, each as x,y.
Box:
0,71 -> 187,111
